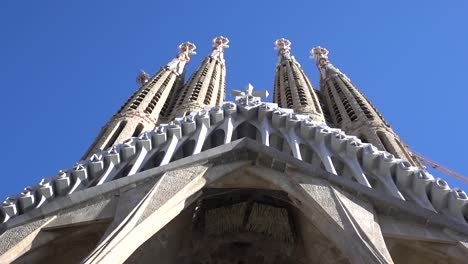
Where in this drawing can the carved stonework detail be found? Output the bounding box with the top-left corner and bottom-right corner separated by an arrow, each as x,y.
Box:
311,46 -> 330,67
211,36 -> 229,63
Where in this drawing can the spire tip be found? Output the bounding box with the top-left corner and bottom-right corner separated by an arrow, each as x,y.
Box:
177,42 -> 197,62
274,38 -> 292,56
310,46 -> 330,67
211,36 -> 229,63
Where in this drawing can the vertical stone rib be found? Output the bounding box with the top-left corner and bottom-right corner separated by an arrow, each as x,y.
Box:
215,63 -> 226,106
273,38 -> 325,121
311,46 -> 420,166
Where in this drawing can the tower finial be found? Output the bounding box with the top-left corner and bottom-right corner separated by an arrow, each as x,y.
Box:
177,42 -> 197,62
310,46 -> 346,79
167,41 -> 196,75
211,36 -> 229,63
310,46 -> 330,68
274,38 -> 292,57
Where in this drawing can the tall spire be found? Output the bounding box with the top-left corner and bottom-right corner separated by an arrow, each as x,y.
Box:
273,38 -> 325,121
82,42 -> 195,159
311,46 -> 420,166
169,36 -> 229,118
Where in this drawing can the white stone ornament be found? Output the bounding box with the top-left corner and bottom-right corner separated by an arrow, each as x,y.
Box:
167,41 -> 197,75
211,36 -> 229,63
231,83 -> 269,106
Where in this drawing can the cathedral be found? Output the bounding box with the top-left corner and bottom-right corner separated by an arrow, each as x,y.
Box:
1,36 -> 467,264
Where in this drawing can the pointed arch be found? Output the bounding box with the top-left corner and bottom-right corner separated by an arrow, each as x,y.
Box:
232,122 -> 261,143
269,133 -> 285,152
299,144 -> 324,169
330,156 -> 354,180
132,123 -> 145,138
202,129 -> 225,151
171,140 -> 196,162
103,121 -> 127,150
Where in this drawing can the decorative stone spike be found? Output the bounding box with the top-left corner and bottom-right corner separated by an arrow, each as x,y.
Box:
55,170 -> 71,196
209,107 -> 224,124
196,112 -> 211,128
152,127 -> 167,146
430,178 -> 451,211
330,132 -> 347,152
1,197 -> 18,222
37,178 -> 54,200
448,188 -> 468,221
272,110 -> 287,128
137,132 -> 152,152
167,122 -> 182,139
104,146 -> 120,165
18,187 -> 36,212
182,115 -> 197,135
121,142 -> 136,161
223,102 -> 237,116
89,154 -> 104,179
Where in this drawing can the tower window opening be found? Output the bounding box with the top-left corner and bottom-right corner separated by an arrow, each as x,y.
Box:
332,79 -> 358,122
377,131 -> 396,156
327,86 -> 342,125
132,123 -> 144,137
342,79 -> 377,121
103,121 -> 127,150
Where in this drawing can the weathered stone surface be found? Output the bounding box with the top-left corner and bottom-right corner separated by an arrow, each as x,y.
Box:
137,164 -> 209,224
0,216 -> 57,264
46,195 -> 116,229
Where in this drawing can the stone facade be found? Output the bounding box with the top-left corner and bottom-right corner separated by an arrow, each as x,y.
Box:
1,39 -> 467,264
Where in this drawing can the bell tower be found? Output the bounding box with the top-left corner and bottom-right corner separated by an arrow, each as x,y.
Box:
82,42 -> 196,158
170,36 -> 229,118
311,46 -> 419,166
273,38 -> 325,121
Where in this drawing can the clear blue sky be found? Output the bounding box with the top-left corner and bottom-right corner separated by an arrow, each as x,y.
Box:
1,0 -> 467,199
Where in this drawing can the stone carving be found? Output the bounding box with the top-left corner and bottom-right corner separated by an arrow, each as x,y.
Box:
211,36 -> 229,63
311,46 -> 329,67
2,97 -> 467,227
231,83 -> 269,106
274,38 -> 291,57
167,41 -> 196,75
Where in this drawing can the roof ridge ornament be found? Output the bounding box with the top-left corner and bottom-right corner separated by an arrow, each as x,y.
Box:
167,41 -> 196,75
231,83 -> 269,106
211,36 -> 229,63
